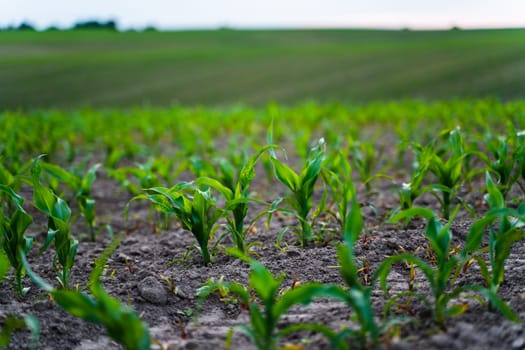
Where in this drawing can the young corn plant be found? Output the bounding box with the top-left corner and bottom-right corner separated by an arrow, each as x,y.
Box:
483,135 -> 519,199
109,160 -> 162,196
41,162 -> 101,241
396,148 -> 432,213
269,138 -> 326,246
462,172 -> 525,296
0,185 -> 33,295
375,207 -> 519,326
322,150 -> 354,230
348,138 -> 386,195
131,182 -> 222,265
425,127 -> 467,220
31,157 -> 78,289
322,197 -> 413,348
21,238 -> 151,350
391,149 -> 455,224
195,145 -> 280,254
324,197 -> 381,348
197,250 -> 341,350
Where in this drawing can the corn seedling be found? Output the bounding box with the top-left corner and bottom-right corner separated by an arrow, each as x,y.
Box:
195,145 -> 280,254
376,207 -> 519,325
324,197 -> 411,348
269,138 -> 326,246
109,160 -> 163,196
132,182 -> 222,265
462,172 -> 525,296
197,250 -> 342,350
324,197 -> 381,347
482,133 -> 522,199
21,238 -> 151,350
0,185 -> 34,295
389,148 -> 445,225
322,150 -> 355,229
30,156 -> 78,289
348,138 -> 386,194
0,251 -> 8,280
419,127 -> 467,219
41,162 -> 101,241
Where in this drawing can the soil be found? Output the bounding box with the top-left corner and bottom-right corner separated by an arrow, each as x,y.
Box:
2,168 -> 525,350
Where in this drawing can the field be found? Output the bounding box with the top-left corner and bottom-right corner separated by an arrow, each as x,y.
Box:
1,100 -> 525,350
2,28 -> 525,108
1,28 -> 525,350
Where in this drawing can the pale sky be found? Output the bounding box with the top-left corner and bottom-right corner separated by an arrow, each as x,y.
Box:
3,0 -> 525,30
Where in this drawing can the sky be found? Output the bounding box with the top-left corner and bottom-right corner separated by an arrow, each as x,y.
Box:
3,0 -> 525,30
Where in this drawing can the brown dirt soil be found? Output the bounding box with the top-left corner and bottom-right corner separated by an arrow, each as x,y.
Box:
2,172 -> 525,350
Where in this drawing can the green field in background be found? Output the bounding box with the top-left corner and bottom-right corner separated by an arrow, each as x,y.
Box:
2,28 -> 525,109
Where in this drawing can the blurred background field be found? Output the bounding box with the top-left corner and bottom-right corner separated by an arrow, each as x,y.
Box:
2,28 -> 525,109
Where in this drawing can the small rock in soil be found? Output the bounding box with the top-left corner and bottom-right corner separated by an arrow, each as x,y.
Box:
139,245 -> 152,253
138,276 -> 168,304
122,237 -> 139,245
430,333 -> 450,347
74,337 -> 115,350
513,337 -> 525,349
116,253 -> 132,263
286,247 -> 301,257
32,300 -> 51,312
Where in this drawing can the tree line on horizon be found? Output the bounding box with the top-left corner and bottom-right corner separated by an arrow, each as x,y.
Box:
0,20 -> 158,32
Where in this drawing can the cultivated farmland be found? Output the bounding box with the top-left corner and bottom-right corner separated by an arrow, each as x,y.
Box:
1,100 -> 525,349
2,29 -> 525,109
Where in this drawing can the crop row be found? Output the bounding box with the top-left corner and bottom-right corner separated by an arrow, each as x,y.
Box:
1,102 -> 525,349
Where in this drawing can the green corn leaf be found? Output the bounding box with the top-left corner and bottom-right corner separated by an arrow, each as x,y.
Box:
236,324 -> 258,349
0,184 -> 26,211
0,252 -> 8,280
464,215 -> 497,255
217,158 -> 235,190
425,217 -> 448,263
51,197 -> 71,221
52,290 -> 101,322
271,158 -> 299,192
485,172 -> 504,209
445,303 -> 469,318
145,187 -> 187,213
31,182 -> 56,218
249,260 -> 282,303
492,229 -> 523,288
347,288 -> 379,340
248,307 -> 267,344
388,207 -> 435,223
39,228 -> 57,254
239,144 -> 281,189
41,162 -> 80,189
10,210 -> 33,241
469,285 -> 520,323
273,283 -> 327,320
0,163 -> 15,187
20,248 -> 53,292
195,177 -> 233,200
343,197 -> 363,246
80,163 -> 101,195
337,244 -> 360,288
374,253 -> 435,295
90,237 -> 121,288
23,315 -> 40,350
